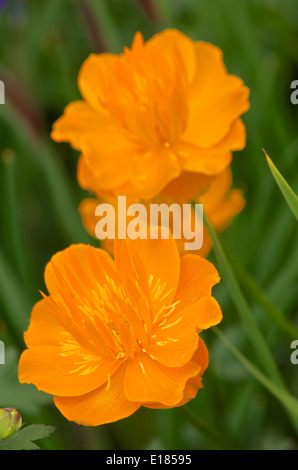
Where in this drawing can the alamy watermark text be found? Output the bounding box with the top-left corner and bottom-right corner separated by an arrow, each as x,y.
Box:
94,196 -> 203,251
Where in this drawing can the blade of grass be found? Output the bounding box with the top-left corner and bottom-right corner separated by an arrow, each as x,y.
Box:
266,241 -> 298,307
203,213 -> 285,387
263,150 -> 298,220
221,237 -> 298,339
213,327 -> 298,420
247,139 -> 298,276
253,202 -> 296,284
202,214 -> 298,435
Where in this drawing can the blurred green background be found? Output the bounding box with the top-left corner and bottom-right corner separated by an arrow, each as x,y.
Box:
0,0 -> 297,450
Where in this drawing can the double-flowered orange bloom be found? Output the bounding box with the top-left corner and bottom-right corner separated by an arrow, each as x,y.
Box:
51,29 -> 249,200
18,29 -> 250,426
18,237 -> 222,426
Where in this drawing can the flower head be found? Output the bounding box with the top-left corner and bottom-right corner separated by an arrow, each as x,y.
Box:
51,29 -> 249,199
18,237 -> 222,426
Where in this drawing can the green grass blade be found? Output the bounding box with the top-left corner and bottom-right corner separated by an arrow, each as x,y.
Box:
264,150 -> 298,220
221,237 -> 298,339
213,327 -> 298,420
203,215 -> 298,435
203,214 -> 285,388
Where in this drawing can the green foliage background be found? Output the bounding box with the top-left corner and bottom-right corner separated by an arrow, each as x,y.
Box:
0,0 -> 297,450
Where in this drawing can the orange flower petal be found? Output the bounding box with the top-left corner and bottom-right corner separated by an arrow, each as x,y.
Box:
147,29 -> 198,84
174,254 -> 220,311
114,237 -> 181,316
179,118 -> 247,175
209,188 -> 245,232
200,166 -> 233,208
195,296 -> 223,331
51,101 -> 108,151
186,41 -> 250,148
147,296 -> 221,368
147,323 -> 199,369
77,157 -> 129,199
44,243 -> 116,305
173,223 -> 213,258
201,167 -> 246,231
54,365 -> 140,426
181,337 -> 209,398
18,346 -> 119,397
193,336 -> 209,375
124,350 -> 201,406
144,337 -> 209,409
78,198 -> 99,240
23,298 -> 65,348
82,134 -> 136,192
160,171 -> 213,203
128,147 -> 181,200
77,155 -> 99,195
77,52 -> 116,110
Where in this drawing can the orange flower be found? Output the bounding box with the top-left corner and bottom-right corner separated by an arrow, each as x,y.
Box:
79,167 -> 245,258
18,238 -> 222,426
51,29 -> 249,200
200,167 -> 245,233
177,168 -> 245,256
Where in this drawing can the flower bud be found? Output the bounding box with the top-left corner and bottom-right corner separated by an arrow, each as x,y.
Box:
0,408 -> 22,439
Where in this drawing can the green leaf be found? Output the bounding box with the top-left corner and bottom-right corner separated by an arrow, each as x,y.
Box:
0,424 -> 55,450
264,150 -> 298,220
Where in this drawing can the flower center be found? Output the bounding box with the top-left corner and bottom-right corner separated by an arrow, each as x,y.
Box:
99,37 -> 189,149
